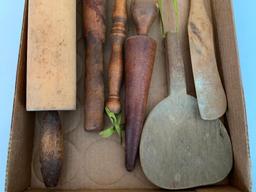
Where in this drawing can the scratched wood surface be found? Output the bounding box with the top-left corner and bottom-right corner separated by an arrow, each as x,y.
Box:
140,32 -> 233,190
188,0 -> 227,120
27,0 -> 76,111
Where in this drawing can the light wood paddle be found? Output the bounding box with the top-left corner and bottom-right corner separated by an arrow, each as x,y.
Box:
188,0 -> 227,120
140,2 -> 233,188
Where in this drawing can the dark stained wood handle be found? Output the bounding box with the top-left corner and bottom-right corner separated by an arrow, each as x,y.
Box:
125,36 -> 156,171
124,0 -> 157,172
40,111 -> 63,188
106,0 -> 127,114
84,41 -> 105,131
132,0 -> 157,35
83,0 -> 106,131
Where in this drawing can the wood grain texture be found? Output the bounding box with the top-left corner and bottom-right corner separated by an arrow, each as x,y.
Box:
140,32 -> 233,190
188,0 -> 227,120
40,111 -> 63,187
132,0 -> 157,35
27,0 -> 76,111
106,0 -> 127,113
83,0 -> 106,131
124,0 -> 157,172
125,36 -> 156,171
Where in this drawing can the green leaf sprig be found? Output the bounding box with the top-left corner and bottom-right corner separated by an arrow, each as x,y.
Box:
172,0 -> 179,32
99,107 -> 124,143
157,0 -> 179,36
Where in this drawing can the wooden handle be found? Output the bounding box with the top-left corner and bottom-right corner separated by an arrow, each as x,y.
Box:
83,0 -> 106,131
106,0 -> 127,114
40,111 -> 63,188
165,32 -> 186,95
125,36 -> 156,171
132,0 -> 157,35
84,42 -> 105,131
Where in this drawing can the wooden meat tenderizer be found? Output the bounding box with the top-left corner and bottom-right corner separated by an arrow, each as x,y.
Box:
125,0 -> 157,171
83,0 -> 106,131
27,0 -> 76,187
106,0 -> 127,114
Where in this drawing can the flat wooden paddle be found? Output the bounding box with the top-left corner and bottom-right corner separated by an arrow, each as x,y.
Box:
140,32 -> 233,189
188,0 -> 227,120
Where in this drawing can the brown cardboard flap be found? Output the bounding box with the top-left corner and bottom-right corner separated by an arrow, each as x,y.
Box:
5,0 -> 35,192
7,0 -> 251,192
211,1 -> 251,190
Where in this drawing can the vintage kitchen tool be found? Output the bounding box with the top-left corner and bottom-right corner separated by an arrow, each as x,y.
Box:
188,0 -> 227,120
125,0 -> 157,171
83,0 -> 106,131
27,0 -> 76,111
106,0 -> 127,114
140,2 -> 233,189
27,0 -> 76,187
40,111 -> 63,187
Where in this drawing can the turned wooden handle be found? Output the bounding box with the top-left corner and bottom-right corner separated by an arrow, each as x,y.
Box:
83,0 -> 106,131
106,0 -> 127,114
40,111 -> 63,187
132,0 -> 157,35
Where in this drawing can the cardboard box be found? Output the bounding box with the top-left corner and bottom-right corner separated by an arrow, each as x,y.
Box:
5,0 -> 251,191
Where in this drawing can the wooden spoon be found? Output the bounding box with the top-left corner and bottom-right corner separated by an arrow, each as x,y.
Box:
188,0 -> 227,120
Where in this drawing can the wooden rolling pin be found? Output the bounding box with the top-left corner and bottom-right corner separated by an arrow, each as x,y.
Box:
106,0 -> 127,114
125,0 -> 157,171
27,0 -> 76,187
83,0 -> 106,131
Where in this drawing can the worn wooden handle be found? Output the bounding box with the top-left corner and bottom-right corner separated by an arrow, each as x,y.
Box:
132,0 -> 157,35
84,41 -> 105,131
40,111 -> 63,188
125,36 -> 156,171
83,0 -> 106,131
106,0 -> 127,114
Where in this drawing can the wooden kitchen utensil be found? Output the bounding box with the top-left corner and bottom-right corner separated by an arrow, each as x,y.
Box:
140,31 -> 233,190
27,0 -> 76,187
106,0 -> 127,114
188,0 -> 227,120
125,0 -> 157,171
27,0 -> 76,111
83,0 -> 106,131
40,111 -> 64,187
140,2 -> 232,188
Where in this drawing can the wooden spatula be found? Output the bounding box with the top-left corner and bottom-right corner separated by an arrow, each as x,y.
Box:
140,1 -> 232,189
188,0 -> 227,120
140,31 -> 233,190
